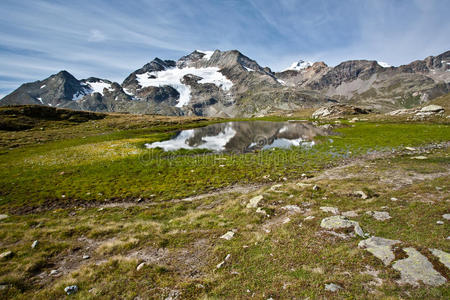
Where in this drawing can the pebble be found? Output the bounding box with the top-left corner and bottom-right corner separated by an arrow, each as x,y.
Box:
0,214 -> 8,220
411,156 -> 427,160
220,231 -> 235,240
31,240 -> 39,249
246,195 -> 263,208
50,270 -> 59,276
64,285 -> 79,295
82,255 -> 90,259
443,214 -> 450,220
436,220 -> 444,225
320,206 -> 340,215
390,197 -> 398,201
312,185 -> 320,191
136,262 -> 145,271
0,251 -> 13,260
325,283 -> 342,292
304,216 -> 315,221
354,190 -> 368,199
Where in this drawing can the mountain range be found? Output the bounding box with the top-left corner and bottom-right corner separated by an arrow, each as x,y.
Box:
1,49 -> 449,117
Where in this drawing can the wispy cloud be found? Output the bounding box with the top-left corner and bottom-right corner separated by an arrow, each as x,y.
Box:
0,0 -> 449,96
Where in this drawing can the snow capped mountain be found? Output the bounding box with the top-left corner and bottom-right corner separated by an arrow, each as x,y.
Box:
1,49 -> 449,117
377,61 -> 392,68
136,66 -> 233,107
284,59 -> 313,71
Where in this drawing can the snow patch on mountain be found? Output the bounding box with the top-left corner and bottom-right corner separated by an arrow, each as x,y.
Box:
377,61 -> 392,68
243,66 -> 255,72
85,81 -> 114,95
196,50 -> 214,60
136,67 -> 233,107
284,60 -> 313,71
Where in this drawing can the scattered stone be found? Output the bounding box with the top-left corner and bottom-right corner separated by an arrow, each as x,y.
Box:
256,207 -> 266,215
443,214 -> 450,220
436,221 -> 444,225
392,247 -> 446,286
50,270 -> 59,276
97,207 -> 104,212
0,285 -> 7,290
361,266 -> 383,286
390,197 -> 398,201
216,254 -> 231,269
366,211 -> 391,221
281,205 -> 302,213
136,262 -> 146,271
418,105 -> 444,114
358,237 -> 401,265
411,156 -> 427,160
0,214 -> 8,220
220,231 -> 235,240
0,251 -> 13,260
405,147 -> 416,151
282,217 -> 291,224
320,206 -> 340,215
320,216 -> 364,237
430,249 -> 450,269
304,216 -> 315,221
325,283 -> 342,292
312,185 -> 320,191
64,285 -> 79,295
354,190 -> 368,199
82,255 -> 90,260
297,182 -> 312,188
31,240 -> 39,249
247,195 -> 263,208
342,211 -> 358,217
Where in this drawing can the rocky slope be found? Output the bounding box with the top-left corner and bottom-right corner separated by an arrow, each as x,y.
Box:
1,50 -> 449,116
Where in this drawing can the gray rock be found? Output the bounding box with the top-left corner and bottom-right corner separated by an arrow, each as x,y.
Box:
430,249 -> 450,270
246,195 -> 263,208
304,216 -> 315,221
358,236 -> 401,265
411,156 -> 427,160
281,205 -> 302,213
443,214 -> 450,220
324,283 -> 342,292
64,285 -> 79,295
392,247 -> 446,286
50,269 -> 59,276
354,190 -> 368,199
436,220 -> 444,225
220,231 -> 235,240
0,251 -> 13,260
0,214 -> 8,220
366,211 -> 391,221
136,262 -> 146,271
342,211 -> 358,217
216,254 -> 231,269
31,240 -> 39,249
82,255 -> 90,260
320,215 -> 364,237
320,206 -> 339,215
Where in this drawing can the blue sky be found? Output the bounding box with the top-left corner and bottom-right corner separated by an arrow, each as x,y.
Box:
1,0 -> 449,98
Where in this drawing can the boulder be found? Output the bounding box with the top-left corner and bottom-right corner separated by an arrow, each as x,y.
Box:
392,248 -> 446,286
358,237 -> 401,265
320,215 -> 364,237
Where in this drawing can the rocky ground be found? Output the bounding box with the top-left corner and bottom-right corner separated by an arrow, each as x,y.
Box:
0,104 -> 448,299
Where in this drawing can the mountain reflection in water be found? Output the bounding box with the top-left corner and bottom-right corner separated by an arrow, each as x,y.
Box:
145,121 -> 329,153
